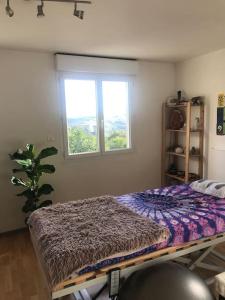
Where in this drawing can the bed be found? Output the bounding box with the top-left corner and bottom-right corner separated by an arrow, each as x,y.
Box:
29,183 -> 225,300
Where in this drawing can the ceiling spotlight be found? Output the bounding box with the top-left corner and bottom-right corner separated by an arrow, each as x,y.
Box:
37,0 -> 45,17
73,2 -> 84,19
3,0 -> 92,19
5,0 -> 14,17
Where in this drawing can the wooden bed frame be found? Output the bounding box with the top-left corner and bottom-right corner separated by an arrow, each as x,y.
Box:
30,229 -> 225,300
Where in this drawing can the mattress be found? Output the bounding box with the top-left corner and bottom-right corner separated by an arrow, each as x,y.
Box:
78,184 -> 225,275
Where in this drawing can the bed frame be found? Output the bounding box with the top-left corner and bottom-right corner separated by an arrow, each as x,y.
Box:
30,229 -> 225,300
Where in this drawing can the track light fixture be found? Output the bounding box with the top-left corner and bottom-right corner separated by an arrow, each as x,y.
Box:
37,0 -> 45,17
4,0 -> 92,19
73,2 -> 84,19
5,0 -> 14,17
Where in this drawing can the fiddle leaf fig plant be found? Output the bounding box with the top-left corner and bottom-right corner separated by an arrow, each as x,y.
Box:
10,144 -> 58,220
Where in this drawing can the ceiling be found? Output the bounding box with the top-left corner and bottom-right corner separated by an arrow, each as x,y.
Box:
1,0 -> 225,62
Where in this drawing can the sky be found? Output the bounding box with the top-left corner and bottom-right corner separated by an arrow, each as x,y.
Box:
64,79 -> 129,121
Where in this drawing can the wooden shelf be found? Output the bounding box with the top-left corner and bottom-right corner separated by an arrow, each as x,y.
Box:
167,152 -> 185,158
166,173 -> 200,182
166,129 -> 186,133
165,173 -> 186,182
191,129 -> 203,132
166,104 -> 188,108
162,101 -> 204,185
166,129 -> 202,133
191,154 -> 201,158
166,152 -> 201,158
166,103 -> 203,109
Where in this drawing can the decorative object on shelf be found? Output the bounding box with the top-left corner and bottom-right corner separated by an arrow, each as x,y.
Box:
177,90 -> 182,102
166,96 -> 178,107
189,173 -> 200,181
10,144 -> 58,223
166,91 -> 187,107
190,147 -> 200,156
168,163 -> 177,175
167,146 -> 175,152
191,96 -> 203,106
169,109 -> 185,130
190,147 -> 196,155
194,117 -> 200,131
177,90 -> 187,104
175,146 -> 184,154
167,168 -> 199,181
177,170 -> 185,177
182,122 -> 187,130
4,0 -> 92,19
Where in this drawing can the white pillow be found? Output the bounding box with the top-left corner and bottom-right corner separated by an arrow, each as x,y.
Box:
190,179 -> 225,198
190,179 -> 217,193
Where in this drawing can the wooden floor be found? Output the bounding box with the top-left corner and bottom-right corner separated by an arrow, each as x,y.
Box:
1,230 -> 225,300
0,229 -> 52,300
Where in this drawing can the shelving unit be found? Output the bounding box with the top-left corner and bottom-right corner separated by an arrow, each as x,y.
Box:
161,101 -> 204,185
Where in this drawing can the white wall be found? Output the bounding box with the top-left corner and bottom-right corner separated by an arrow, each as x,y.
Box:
0,49 -> 175,232
176,48 -> 225,182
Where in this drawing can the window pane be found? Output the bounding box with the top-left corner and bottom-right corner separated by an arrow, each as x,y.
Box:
64,79 -> 98,155
102,81 -> 130,151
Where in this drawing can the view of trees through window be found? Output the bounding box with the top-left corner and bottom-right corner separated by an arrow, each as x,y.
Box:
64,78 -> 130,155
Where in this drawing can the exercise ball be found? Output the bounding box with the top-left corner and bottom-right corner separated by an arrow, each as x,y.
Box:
118,262 -> 213,300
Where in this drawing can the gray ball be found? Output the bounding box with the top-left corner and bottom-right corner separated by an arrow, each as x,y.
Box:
118,262 -> 214,300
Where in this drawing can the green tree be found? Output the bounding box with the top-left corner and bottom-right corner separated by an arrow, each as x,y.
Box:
105,130 -> 127,150
68,127 -> 97,154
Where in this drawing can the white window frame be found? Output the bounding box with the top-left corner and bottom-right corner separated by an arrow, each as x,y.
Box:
59,72 -> 133,159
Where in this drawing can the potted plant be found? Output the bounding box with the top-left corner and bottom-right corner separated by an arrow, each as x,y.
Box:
10,144 -> 58,222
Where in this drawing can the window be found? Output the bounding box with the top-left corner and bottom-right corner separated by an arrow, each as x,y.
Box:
64,79 -> 99,155
102,81 -> 130,151
62,74 -> 132,157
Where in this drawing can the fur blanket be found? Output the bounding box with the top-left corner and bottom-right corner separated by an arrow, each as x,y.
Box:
28,196 -> 169,287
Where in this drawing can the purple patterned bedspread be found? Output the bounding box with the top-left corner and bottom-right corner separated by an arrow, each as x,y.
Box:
78,184 -> 225,275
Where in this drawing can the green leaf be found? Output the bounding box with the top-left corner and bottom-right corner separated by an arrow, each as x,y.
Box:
14,159 -> 32,167
9,151 -> 28,161
37,164 -> 55,174
37,184 -> 54,197
26,144 -> 34,153
38,200 -> 52,209
10,144 -> 35,162
17,189 -> 35,199
37,147 -> 58,160
22,200 -> 37,213
11,177 -> 27,187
